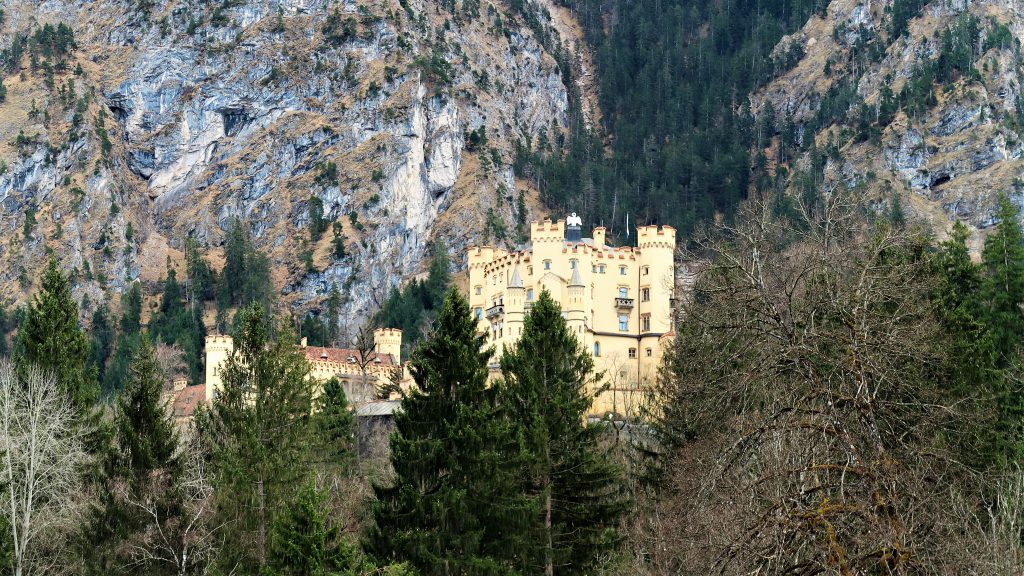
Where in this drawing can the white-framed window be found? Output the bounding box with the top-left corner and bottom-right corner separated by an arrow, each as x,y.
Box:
641,287 -> 650,302
619,314 -> 628,331
645,347 -> 653,357
628,348 -> 637,359
618,287 -> 628,298
619,265 -> 627,275
593,342 -> 601,357
641,314 -> 651,331
475,285 -> 482,295
475,307 -> 483,319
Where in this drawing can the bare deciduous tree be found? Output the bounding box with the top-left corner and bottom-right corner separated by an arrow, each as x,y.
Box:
0,360 -> 85,576
120,430 -> 219,576
644,191 -> 993,575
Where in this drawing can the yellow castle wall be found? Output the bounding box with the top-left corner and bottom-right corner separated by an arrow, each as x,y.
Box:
468,219 -> 676,418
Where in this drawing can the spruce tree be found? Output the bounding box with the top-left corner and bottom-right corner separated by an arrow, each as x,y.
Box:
980,194 -> 1024,364
88,303 -> 114,385
266,479 -> 358,576
313,376 -> 355,468
498,291 -> 627,575
371,289 -> 528,574
16,256 -> 98,410
84,337 -> 184,575
200,304 -> 313,573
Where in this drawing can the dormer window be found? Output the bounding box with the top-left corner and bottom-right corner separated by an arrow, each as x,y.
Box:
320,351 -> 328,359
347,356 -> 356,363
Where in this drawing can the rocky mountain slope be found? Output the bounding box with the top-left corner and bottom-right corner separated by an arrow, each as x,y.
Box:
753,0 -> 1024,252
0,0 -> 580,326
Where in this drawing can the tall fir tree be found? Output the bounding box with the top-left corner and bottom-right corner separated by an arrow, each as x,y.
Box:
266,479 -> 359,576
979,195 -> 1024,461
104,282 -> 144,397
371,288 -> 529,574
84,337 -> 185,575
200,304 -> 313,573
16,256 -> 98,410
980,194 -> 1024,364
88,303 -> 114,386
313,376 -> 355,469
498,291 -> 627,575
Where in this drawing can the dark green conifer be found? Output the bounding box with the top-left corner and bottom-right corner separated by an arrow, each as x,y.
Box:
16,256 -> 98,410
266,479 -> 358,576
498,290 -> 627,575
371,289 -> 527,574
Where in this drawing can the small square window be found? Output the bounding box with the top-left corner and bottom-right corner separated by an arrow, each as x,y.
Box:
628,348 -> 637,359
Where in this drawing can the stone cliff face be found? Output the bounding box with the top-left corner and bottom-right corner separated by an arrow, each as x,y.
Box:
754,0 -> 1024,250
0,0 -> 577,327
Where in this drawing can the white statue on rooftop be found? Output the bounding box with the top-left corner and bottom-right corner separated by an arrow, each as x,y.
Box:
566,212 -> 583,227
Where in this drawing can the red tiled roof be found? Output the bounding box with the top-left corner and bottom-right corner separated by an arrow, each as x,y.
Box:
303,346 -> 395,366
173,384 -> 206,419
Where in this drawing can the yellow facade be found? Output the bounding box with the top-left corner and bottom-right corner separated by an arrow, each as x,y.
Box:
468,217 -> 676,418
203,328 -> 407,405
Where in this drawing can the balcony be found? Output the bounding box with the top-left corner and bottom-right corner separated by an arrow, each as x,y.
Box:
485,304 -> 505,319
615,297 -> 635,309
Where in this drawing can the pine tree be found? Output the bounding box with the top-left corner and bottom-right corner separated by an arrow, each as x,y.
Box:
200,304 -> 314,573
498,291 -> 627,575
104,284 -> 143,397
88,303 -> 114,385
980,194 -> 1024,364
266,479 -> 358,576
326,283 -> 343,345
979,195 -> 1024,461
313,376 -> 355,468
371,289 -> 529,574
83,337 -> 184,575
16,257 -> 98,410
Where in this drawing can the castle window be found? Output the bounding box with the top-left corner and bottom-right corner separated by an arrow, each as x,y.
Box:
619,266 -> 627,275
544,260 -> 552,270
592,264 -> 597,273
642,266 -> 650,275
645,347 -> 653,357
528,266 -> 533,275
475,307 -> 483,319
628,348 -> 637,359
570,259 -> 578,269
526,289 -> 534,301
641,314 -> 651,331
593,342 -> 601,357
599,264 -> 606,273
618,287 -> 628,298
641,287 -> 650,302
619,314 -> 629,331
475,285 -> 482,295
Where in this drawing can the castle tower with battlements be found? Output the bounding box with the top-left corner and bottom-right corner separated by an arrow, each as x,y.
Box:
468,214 -> 677,418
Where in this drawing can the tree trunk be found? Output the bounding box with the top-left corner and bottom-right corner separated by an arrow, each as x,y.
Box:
545,488 -> 554,576
257,478 -> 266,567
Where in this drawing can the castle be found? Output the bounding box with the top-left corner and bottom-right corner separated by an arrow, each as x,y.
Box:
468,215 -> 676,418
169,328 -> 406,423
